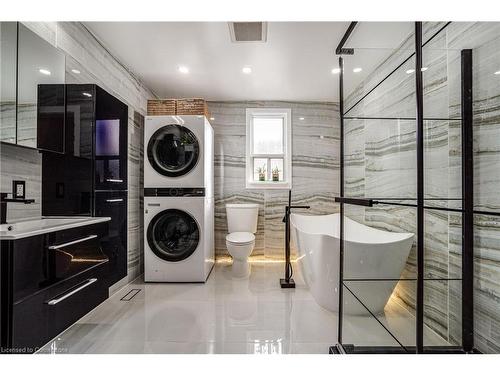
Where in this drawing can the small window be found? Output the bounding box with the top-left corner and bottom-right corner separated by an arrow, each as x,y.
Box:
246,108 -> 292,189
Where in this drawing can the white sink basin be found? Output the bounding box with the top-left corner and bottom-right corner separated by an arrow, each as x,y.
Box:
0,217 -> 111,240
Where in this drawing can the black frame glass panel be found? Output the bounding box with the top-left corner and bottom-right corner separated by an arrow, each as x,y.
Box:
336,21 -> 480,355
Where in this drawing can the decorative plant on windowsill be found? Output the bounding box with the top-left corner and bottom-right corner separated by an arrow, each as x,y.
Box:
256,165 -> 266,181
272,166 -> 281,182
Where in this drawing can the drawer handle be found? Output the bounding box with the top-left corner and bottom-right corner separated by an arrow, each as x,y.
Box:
106,178 -> 123,183
48,235 -> 97,250
46,278 -> 98,306
105,198 -> 124,202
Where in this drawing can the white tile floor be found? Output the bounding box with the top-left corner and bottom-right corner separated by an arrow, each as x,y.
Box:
37,262 -> 447,354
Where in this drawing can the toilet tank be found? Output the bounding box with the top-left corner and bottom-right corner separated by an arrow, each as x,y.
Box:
226,204 -> 259,233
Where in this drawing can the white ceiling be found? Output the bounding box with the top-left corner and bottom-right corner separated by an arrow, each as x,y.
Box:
85,22 -> 414,102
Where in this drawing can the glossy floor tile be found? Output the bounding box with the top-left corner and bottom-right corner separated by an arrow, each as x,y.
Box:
37,262 -> 447,354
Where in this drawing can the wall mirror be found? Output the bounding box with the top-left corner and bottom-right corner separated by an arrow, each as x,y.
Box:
0,22 -> 18,144
16,23 -> 65,151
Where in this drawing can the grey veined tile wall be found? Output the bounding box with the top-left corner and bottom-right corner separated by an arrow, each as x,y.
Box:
207,101 -> 340,260
0,142 -> 42,221
0,22 -> 154,285
343,22 -> 500,353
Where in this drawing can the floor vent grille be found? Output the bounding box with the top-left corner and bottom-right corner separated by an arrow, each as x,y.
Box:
120,288 -> 141,301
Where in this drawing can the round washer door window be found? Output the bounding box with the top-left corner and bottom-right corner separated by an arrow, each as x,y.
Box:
147,209 -> 200,262
147,124 -> 200,177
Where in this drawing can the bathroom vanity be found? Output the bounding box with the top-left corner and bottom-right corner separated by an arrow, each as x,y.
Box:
0,217 -> 110,353
1,21 -> 129,293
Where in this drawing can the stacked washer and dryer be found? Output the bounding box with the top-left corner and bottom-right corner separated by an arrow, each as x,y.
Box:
144,115 -> 214,282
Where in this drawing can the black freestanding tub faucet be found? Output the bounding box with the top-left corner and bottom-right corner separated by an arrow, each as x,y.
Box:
281,190 -> 310,288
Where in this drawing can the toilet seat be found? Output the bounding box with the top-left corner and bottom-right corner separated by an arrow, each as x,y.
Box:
226,232 -> 255,246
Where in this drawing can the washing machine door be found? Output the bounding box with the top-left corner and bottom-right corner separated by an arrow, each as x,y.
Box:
147,209 -> 200,262
147,124 -> 200,177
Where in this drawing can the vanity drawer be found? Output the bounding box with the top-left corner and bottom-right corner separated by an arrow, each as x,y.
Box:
11,268 -> 108,352
49,222 -> 107,245
12,222 -> 109,302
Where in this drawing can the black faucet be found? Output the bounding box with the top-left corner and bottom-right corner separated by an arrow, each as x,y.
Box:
280,190 -> 310,289
0,193 -> 35,225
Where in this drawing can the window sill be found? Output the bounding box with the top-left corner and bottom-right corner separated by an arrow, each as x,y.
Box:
246,181 -> 292,190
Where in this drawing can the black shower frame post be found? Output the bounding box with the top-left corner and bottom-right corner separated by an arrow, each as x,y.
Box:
461,48 -> 474,353
414,21 -> 424,354
338,55 -> 345,345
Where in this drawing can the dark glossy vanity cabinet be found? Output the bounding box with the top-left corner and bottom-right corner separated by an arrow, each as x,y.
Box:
37,84 -> 65,153
95,191 -> 128,286
0,223 -> 109,353
41,84 -> 128,288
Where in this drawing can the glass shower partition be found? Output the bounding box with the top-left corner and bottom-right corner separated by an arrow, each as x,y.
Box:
421,22 -> 465,351
338,22 -> 419,353
335,21 -> 475,353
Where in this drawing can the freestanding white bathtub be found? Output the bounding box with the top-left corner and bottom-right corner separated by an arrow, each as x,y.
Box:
290,213 -> 414,316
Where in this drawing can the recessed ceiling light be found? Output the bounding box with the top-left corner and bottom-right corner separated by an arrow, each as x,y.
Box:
82,92 -> 92,98
299,117 -> 305,120
494,70 -> 500,75
71,69 -> 81,74
352,67 -> 362,73
242,66 -> 252,74
421,67 -> 428,72
331,68 -> 341,74
406,69 -> 415,74
39,69 -> 51,75
210,117 -> 215,121
178,66 -> 189,74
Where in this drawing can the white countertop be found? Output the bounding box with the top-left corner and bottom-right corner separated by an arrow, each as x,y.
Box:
0,216 -> 111,240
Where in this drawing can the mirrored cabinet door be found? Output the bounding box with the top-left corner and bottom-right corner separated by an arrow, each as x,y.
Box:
17,23 -> 65,150
0,22 -> 17,144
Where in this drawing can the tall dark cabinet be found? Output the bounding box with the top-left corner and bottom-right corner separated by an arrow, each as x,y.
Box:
40,84 -> 128,287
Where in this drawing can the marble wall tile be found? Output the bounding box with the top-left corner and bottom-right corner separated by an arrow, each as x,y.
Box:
364,119 -> 417,199
0,103 -> 16,143
21,22 -> 57,46
208,101 -> 340,260
0,142 -> 42,221
15,103 -> 37,148
127,110 -> 145,282
474,214 -> 500,353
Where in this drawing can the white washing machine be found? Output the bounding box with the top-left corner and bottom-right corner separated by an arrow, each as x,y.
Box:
144,189 -> 214,282
144,115 -> 213,194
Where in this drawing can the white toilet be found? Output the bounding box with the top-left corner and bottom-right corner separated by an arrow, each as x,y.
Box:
225,203 -> 259,278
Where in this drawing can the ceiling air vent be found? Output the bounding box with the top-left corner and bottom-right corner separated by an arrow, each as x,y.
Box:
228,22 -> 268,42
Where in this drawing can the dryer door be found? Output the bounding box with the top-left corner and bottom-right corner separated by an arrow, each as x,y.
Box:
147,209 -> 200,262
147,124 -> 200,177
